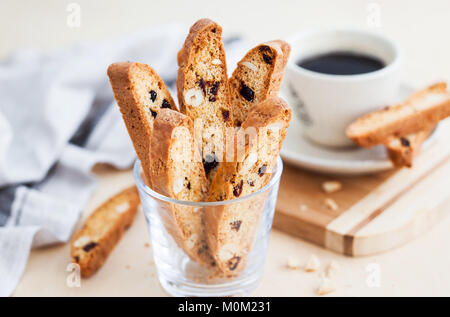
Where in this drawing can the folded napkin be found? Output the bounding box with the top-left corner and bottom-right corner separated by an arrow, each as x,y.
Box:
0,24 -> 247,296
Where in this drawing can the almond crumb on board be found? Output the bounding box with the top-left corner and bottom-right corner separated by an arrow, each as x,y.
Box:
144,242 -> 150,248
286,257 -> 302,269
299,204 -> 309,212
317,276 -> 336,295
326,260 -> 340,278
324,198 -> 339,211
305,254 -> 320,272
322,181 -> 342,193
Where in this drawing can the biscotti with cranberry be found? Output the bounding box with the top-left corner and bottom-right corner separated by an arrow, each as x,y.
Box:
386,127 -> 434,168
71,186 -> 140,277
176,19 -> 233,183
229,40 -> 291,126
205,97 -> 291,275
346,82 -> 450,147
107,62 -> 177,186
149,108 -> 215,266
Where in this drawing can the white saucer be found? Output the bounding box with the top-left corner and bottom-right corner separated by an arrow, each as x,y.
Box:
280,85 -> 441,175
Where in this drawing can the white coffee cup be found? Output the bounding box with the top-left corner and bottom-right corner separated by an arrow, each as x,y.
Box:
284,28 -> 402,147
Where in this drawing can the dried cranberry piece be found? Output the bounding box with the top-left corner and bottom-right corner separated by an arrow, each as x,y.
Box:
248,180 -> 255,187
230,220 -> 242,231
149,90 -> 157,102
74,256 -> 80,262
203,154 -> 219,175
228,256 -> 241,271
198,243 -> 209,255
262,53 -> 273,65
198,78 -> 206,95
259,45 -> 271,53
161,99 -> 171,108
259,46 -> 273,64
150,110 -> 157,118
240,82 -> 255,102
187,181 -> 191,190
209,81 -> 220,96
221,109 -> 230,121
82,242 -> 98,252
258,164 -> 267,177
233,180 -> 244,197
400,137 -> 410,147
209,96 -> 216,102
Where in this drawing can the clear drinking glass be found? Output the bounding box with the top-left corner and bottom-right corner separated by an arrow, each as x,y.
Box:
133,156 -> 283,297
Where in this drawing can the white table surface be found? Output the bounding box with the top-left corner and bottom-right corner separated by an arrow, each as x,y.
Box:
4,0 -> 450,296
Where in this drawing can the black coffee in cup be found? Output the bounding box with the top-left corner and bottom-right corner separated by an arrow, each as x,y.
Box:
297,51 -> 385,75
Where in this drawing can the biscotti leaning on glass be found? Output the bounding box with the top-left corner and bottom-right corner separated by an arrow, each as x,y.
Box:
346,82 -> 450,168
107,18 -> 291,278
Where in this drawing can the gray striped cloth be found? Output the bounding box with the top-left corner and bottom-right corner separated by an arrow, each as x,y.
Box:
0,24 -> 246,296
0,25 -> 175,296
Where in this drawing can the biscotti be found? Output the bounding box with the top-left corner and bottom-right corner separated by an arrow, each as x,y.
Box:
176,19 -> 233,183
149,108 -> 214,266
386,127 -> 434,168
71,186 -> 140,277
229,40 -> 291,126
107,62 -> 177,186
346,82 -> 450,147
206,97 -> 291,275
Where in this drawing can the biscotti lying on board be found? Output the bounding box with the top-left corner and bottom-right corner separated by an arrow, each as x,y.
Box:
347,82 -> 450,147
71,186 -> 140,277
385,127 -> 434,168
347,82 -> 450,167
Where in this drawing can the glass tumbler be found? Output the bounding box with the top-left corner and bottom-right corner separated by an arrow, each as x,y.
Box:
134,156 -> 283,297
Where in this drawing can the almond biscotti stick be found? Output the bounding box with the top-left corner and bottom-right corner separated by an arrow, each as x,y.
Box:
386,126 -> 434,168
346,82 -> 450,147
71,186 -> 140,278
107,62 -> 177,186
229,40 -> 291,126
150,108 -> 215,267
206,97 -> 291,275
176,19 -> 233,183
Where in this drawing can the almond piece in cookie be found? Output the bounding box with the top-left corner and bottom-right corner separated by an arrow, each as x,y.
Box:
229,40 -> 291,126
176,19 -> 234,183
71,186 -> 140,278
107,62 -> 176,186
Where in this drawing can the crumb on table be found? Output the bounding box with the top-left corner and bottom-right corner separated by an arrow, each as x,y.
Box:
322,180 -> 343,194
324,198 -> 339,211
305,254 -> 320,272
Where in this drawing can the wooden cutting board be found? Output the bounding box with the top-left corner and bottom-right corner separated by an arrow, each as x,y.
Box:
274,121 -> 450,256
